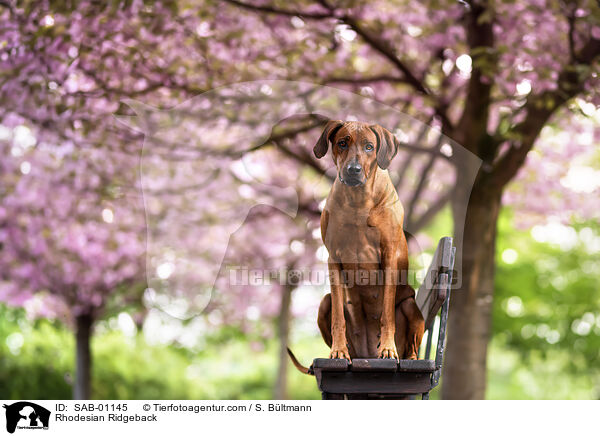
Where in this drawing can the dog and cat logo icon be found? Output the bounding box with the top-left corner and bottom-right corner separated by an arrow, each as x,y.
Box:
2,402 -> 50,433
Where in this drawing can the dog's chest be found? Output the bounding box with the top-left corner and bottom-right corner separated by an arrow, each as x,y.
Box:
325,213 -> 381,265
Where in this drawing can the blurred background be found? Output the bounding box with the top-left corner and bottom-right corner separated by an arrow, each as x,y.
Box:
0,0 -> 599,400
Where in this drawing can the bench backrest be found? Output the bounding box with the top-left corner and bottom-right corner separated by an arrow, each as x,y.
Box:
416,236 -> 453,330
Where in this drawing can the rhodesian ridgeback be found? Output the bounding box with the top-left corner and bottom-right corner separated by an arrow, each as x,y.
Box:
289,120 -> 424,372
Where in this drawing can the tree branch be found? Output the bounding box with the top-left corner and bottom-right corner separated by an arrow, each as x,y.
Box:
223,0 -> 453,133
393,119 -> 434,190
340,16 -> 430,96
567,12 -> 577,62
273,138 -> 334,181
407,189 -> 453,233
491,36 -> 600,188
340,15 -> 453,133
323,74 -> 411,85
221,0 -> 332,19
406,131 -> 445,224
455,1 -> 496,158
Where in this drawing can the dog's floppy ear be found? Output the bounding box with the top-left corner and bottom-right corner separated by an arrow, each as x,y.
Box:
313,120 -> 344,159
369,124 -> 400,169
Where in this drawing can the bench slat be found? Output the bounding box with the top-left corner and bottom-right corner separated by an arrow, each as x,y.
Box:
351,359 -> 397,372
312,358 -> 349,372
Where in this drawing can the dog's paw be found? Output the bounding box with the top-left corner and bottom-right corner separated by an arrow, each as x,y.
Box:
405,351 -> 418,360
377,344 -> 398,360
330,347 -> 352,362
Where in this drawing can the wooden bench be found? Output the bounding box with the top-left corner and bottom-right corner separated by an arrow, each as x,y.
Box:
310,237 -> 455,400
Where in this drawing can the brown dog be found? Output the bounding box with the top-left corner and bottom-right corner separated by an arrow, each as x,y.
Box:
289,121 -> 424,371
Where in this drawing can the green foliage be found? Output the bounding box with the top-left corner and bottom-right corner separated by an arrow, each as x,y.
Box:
0,307 -> 73,399
0,305 -> 204,399
489,210 -> 600,399
487,341 -> 597,399
0,304 -> 323,399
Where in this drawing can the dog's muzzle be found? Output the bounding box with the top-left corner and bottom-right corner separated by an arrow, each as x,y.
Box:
340,161 -> 365,186
339,173 -> 364,187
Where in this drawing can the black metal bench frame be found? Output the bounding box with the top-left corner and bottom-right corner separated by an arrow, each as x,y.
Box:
310,237 -> 456,400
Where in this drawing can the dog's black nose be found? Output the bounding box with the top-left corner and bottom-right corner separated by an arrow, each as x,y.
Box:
347,161 -> 362,175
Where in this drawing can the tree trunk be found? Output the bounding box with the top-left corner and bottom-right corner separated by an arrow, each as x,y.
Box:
274,284 -> 293,400
74,313 -> 93,400
442,172 -> 502,399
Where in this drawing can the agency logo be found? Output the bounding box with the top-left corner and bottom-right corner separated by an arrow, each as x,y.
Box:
2,402 -> 50,434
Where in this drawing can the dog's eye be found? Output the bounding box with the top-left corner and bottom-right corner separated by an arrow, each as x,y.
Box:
338,141 -> 347,149
365,143 -> 374,152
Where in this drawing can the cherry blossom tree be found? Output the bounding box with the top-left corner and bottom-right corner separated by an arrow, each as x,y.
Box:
0,124 -> 146,399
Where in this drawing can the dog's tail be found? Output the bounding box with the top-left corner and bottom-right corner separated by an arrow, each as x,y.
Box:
286,347 -> 312,375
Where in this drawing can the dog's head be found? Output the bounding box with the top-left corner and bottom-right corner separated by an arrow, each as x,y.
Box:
313,120 -> 399,187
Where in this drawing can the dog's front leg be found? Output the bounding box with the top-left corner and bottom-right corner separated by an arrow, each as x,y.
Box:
328,258 -> 351,361
378,248 -> 398,360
